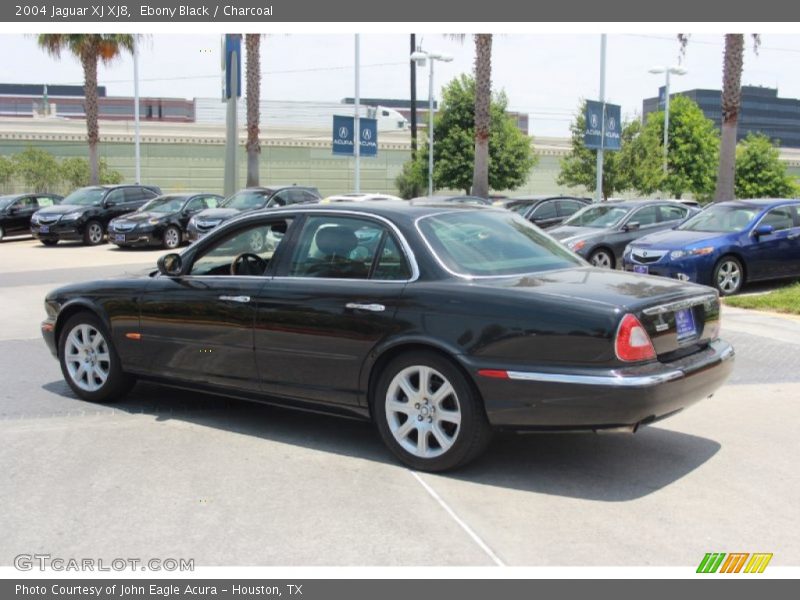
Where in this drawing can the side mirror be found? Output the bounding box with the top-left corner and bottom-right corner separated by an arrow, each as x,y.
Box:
624,221 -> 640,232
104,199 -> 117,207
157,253 -> 183,276
753,224 -> 774,238
6,206 -> 18,214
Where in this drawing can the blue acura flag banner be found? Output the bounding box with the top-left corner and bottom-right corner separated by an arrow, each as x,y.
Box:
332,116 -> 378,157
584,101 -> 621,151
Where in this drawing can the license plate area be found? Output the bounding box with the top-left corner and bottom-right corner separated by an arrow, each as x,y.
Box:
114,234 -> 126,243
40,225 -> 49,233
675,307 -> 697,342
633,264 -> 649,274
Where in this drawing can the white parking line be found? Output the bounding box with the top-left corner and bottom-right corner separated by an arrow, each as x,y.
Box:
409,470 -> 505,566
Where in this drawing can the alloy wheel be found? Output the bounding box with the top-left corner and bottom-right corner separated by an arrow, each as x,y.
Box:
63,323 -> 111,392
164,227 -> 180,249
87,223 -> 103,245
717,260 -> 742,294
590,250 -> 613,269
385,365 -> 462,459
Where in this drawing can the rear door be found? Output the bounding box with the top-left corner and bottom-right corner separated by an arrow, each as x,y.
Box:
254,213 -> 413,406
528,200 -> 561,229
556,199 -> 587,227
7,196 -> 37,234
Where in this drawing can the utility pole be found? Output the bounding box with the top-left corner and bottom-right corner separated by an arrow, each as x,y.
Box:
224,35 -> 240,198
133,35 -> 141,184
410,34 -> 418,159
594,34 -> 606,203
354,34 -> 361,193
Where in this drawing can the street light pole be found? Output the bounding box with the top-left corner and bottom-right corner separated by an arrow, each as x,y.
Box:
595,34 -> 606,203
410,48 -> 452,197
133,35 -> 141,184
649,66 -> 687,174
427,58 -> 434,196
354,34 -> 361,193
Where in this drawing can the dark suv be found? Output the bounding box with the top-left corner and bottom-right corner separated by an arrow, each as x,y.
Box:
31,184 -> 161,246
0,193 -> 62,241
186,185 -> 320,241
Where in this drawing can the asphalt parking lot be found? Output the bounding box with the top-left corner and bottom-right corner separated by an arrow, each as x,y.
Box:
1,235 -> 799,567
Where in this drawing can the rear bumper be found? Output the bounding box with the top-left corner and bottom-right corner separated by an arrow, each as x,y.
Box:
468,339 -> 734,430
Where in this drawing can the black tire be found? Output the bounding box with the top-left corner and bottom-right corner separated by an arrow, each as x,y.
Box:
41,239 -> 58,246
713,255 -> 744,296
83,220 -> 105,246
58,311 -> 135,403
162,225 -> 182,250
0,226 -> 5,242
589,248 -> 615,269
373,351 -> 492,472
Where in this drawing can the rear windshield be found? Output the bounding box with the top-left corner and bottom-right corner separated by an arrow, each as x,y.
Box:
417,210 -> 582,277
222,190 -> 271,210
563,204 -> 630,228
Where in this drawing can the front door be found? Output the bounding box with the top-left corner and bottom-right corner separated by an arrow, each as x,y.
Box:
137,217 -> 294,391
254,214 -> 413,406
749,205 -> 798,280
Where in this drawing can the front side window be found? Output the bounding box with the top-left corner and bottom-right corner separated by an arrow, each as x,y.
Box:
287,216 -> 410,280
142,196 -> 185,213
531,201 -> 557,220
223,190 -> 271,211
417,210 -> 582,277
189,219 -> 293,276
557,200 -> 584,217
761,207 -> 795,231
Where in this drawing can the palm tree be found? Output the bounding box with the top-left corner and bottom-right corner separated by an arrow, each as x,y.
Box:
679,34 -> 760,201
471,34 -> 492,199
245,34 -> 262,187
37,35 -> 134,185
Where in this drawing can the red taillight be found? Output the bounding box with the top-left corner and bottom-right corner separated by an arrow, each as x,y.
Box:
615,313 -> 656,362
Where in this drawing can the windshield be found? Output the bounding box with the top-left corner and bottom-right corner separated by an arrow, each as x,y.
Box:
0,196 -> 16,209
62,187 -> 105,207
417,210 -> 582,277
563,204 -> 630,228
222,190 -> 271,210
141,196 -> 186,213
678,204 -> 759,232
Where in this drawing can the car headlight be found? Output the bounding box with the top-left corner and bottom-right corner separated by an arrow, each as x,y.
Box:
188,216 -> 197,226
671,247 -> 714,260
62,211 -> 83,221
148,217 -> 161,225
567,239 -> 586,252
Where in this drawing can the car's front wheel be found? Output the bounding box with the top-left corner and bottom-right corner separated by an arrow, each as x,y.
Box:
374,351 -> 492,472
589,248 -> 615,269
713,255 -> 744,295
162,225 -> 181,249
58,312 -> 135,402
83,220 -> 105,246
41,239 -> 58,246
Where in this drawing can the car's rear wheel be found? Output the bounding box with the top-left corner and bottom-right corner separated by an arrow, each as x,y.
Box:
373,351 -> 492,472
713,256 -> 744,296
162,226 -> 181,249
589,248 -> 615,269
58,312 -> 135,403
83,220 -> 105,246
41,239 -> 58,246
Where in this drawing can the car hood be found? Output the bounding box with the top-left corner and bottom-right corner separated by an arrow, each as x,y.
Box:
194,208 -> 241,221
36,204 -> 92,216
629,228 -> 731,250
473,266 -> 712,312
548,225 -> 604,242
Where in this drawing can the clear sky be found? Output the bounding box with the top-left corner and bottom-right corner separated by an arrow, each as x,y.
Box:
1,33 -> 799,137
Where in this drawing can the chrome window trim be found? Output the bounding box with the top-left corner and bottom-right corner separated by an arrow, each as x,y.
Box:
182,208 -> 420,284
413,209 -> 584,281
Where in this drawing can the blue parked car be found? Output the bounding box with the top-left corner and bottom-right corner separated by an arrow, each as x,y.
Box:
622,199 -> 800,295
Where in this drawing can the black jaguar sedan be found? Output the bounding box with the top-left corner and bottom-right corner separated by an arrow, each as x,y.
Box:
109,193 -> 224,249
41,203 -> 734,471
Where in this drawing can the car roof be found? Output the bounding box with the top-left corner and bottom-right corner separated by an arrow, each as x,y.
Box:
715,198 -> 800,208
591,199 -> 687,208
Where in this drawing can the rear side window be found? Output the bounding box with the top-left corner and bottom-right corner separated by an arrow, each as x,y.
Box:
659,205 -> 689,222
123,188 -> 146,203
287,216 -> 409,280
557,200 -> 585,217
630,206 -> 658,226
36,196 -> 57,208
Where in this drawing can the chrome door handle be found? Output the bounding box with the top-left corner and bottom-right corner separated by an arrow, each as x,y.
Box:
345,302 -> 385,312
218,295 -> 251,303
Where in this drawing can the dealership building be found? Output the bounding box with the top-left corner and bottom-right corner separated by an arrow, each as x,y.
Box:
643,85 -> 800,148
